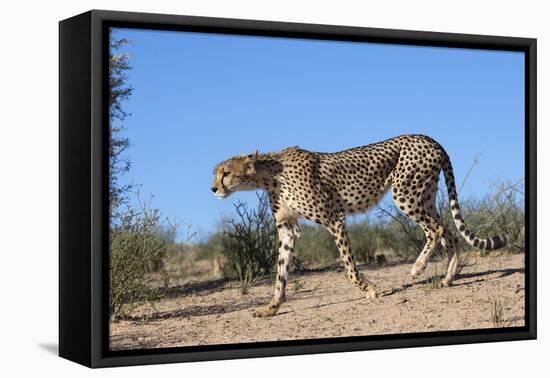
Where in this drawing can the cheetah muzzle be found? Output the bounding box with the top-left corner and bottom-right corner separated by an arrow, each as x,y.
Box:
212,135 -> 507,317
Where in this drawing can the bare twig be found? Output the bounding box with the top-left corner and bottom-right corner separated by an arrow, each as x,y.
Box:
458,156 -> 479,195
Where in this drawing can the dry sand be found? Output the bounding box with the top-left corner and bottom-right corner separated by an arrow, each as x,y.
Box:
110,252 -> 525,350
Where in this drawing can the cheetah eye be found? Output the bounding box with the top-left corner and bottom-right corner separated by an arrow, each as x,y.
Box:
222,171 -> 230,177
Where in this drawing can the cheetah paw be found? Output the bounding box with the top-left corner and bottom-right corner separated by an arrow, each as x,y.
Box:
410,263 -> 426,279
438,279 -> 452,288
253,306 -> 278,318
365,285 -> 378,299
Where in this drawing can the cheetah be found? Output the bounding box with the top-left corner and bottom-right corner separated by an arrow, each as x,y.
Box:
211,134 -> 506,317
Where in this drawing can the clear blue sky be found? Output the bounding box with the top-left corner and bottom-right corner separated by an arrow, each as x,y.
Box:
111,28 -> 525,241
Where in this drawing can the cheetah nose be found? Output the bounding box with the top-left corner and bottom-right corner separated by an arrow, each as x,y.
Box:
211,187 -> 218,193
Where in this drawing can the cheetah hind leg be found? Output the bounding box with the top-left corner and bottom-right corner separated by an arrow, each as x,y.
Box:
418,179 -> 459,287
410,223 -> 444,279
392,183 -> 445,280
439,228 -> 460,287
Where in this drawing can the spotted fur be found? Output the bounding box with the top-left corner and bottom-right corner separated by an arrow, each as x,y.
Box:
212,134 -> 507,317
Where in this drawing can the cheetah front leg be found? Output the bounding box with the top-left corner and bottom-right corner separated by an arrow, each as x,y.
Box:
253,221 -> 297,318
327,221 -> 377,299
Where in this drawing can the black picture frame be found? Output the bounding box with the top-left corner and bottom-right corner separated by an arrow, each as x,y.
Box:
59,9 -> 537,368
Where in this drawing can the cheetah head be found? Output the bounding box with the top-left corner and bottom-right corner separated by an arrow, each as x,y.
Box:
211,151 -> 259,199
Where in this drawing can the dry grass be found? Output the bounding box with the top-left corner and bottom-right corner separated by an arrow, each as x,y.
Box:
491,297 -> 506,326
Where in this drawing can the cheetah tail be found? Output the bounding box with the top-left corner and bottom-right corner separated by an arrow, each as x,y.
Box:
442,154 -> 507,251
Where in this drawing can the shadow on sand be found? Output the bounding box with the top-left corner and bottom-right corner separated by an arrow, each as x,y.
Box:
119,299 -> 269,322
381,266 -> 524,297
158,278 -> 229,299
122,265 -> 523,320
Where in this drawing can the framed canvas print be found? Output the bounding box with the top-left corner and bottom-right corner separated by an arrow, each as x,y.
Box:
59,10 -> 537,368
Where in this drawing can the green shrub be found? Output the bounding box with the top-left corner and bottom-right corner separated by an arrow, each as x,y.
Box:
221,193 -> 278,292
458,180 -> 525,253
196,232 -> 225,261
109,200 -> 173,321
294,224 -> 338,267
295,221 -> 387,265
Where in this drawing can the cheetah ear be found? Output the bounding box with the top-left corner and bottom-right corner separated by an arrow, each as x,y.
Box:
244,159 -> 256,177
244,150 -> 258,176
247,150 -> 259,160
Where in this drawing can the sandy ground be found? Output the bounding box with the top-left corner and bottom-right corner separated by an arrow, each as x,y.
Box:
110,252 -> 525,351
